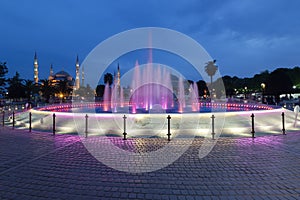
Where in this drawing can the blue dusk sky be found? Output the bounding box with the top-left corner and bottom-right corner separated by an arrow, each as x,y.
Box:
1,0 -> 300,85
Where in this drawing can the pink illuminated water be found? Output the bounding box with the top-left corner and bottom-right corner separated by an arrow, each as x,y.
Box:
129,62 -> 174,112
103,83 -> 110,111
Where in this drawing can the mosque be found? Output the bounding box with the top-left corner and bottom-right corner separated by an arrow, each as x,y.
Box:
33,52 -> 85,99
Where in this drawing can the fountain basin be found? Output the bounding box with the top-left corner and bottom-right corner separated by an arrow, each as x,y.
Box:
8,102 -> 299,138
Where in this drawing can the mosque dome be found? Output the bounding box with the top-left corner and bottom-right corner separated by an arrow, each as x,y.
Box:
53,70 -> 73,81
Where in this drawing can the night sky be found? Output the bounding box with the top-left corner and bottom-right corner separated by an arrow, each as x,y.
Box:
1,0 -> 300,85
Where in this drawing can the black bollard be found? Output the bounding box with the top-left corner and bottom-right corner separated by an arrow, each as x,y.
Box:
12,111 -> 15,129
211,114 -> 215,140
2,111 -> 4,127
282,112 -> 286,135
85,114 -> 88,138
123,115 -> 127,140
29,112 -> 32,132
167,115 -> 171,141
251,113 -> 255,138
52,113 -> 56,135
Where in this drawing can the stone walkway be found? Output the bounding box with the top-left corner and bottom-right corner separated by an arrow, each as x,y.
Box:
0,126 -> 300,199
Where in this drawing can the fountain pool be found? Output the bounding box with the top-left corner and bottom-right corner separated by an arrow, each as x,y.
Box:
10,102 -> 299,138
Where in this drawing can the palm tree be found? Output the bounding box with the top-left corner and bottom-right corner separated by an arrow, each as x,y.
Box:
24,80 -> 35,101
104,73 -> 113,86
40,79 -> 55,103
55,80 -> 73,102
56,80 -> 70,95
7,72 -> 25,100
0,62 -> 8,96
205,60 -> 218,97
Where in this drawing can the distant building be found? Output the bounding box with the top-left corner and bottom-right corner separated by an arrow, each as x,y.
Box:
48,70 -> 74,87
75,55 -> 80,90
33,52 -> 84,90
34,52 -> 83,98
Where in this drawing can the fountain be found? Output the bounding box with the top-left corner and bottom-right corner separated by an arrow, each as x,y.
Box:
8,58 -> 300,138
103,61 -> 199,114
6,48 -> 300,138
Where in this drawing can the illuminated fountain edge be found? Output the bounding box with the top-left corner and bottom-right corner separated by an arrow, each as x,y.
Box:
10,102 -> 299,138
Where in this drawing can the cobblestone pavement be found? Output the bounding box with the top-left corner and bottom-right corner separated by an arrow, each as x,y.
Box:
0,126 -> 300,199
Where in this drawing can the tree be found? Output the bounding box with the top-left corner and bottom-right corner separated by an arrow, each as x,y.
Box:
205,60 -> 218,96
251,70 -> 269,91
24,79 -> 35,101
56,80 -> 72,95
7,72 -> 25,100
285,67 -> 300,88
265,69 -> 293,103
104,73 -> 113,86
196,80 -> 208,97
0,62 -> 8,96
96,84 -> 105,98
40,79 -> 55,103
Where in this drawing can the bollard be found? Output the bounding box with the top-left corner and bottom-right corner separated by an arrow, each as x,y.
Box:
167,115 -> 171,141
211,114 -> 215,140
52,113 -> 56,135
123,115 -> 127,140
251,113 -> 255,138
282,112 -> 286,135
29,112 -> 32,132
85,114 -> 88,138
2,111 -> 4,127
12,111 -> 15,129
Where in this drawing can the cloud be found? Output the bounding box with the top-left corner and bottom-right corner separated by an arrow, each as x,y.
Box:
1,0 -> 300,81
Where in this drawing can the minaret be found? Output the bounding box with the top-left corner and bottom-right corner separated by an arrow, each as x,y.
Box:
33,52 -> 39,84
50,64 -> 53,76
75,55 -> 80,90
81,65 -> 85,87
117,63 -> 121,96
48,64 -> 53,80
117,63 -> 120,88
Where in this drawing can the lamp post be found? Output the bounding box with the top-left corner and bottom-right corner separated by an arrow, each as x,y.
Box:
59,93 -> 63,104
261,83 -> 266,104
244,86 -> 248,100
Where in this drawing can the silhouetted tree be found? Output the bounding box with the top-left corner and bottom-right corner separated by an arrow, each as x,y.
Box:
40,79 -> 55,103
104,73 -> 113,86
7,72 -> 25,100
265,69 -> 293,103
196,80 -> 208,97
24,79 -> 35,101
0,62 -> 8,96
96,84 -> 105,98
285,67 -> 300,88
205,60 -> 218,96
56,80 -> 72,96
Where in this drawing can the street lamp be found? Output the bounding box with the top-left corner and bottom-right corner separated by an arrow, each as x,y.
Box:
59,93 -> 64,104
261,83 -> 266,104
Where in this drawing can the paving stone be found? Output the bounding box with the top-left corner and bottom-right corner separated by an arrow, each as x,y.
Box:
0,127 -> 300,199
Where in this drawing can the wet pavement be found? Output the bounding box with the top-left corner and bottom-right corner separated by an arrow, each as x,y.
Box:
0,126 -> 300,199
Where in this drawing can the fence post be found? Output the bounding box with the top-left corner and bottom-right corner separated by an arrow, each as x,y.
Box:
211,114 -> 215,140
123,115 -> 127,140
52,113 -> 56,136
282,112 -> 286,135
29,112 -> 32,132
85,114 -> 88,138
167,115 -> 171,141
251,113 -> 255,138
12,111 -> 15,129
